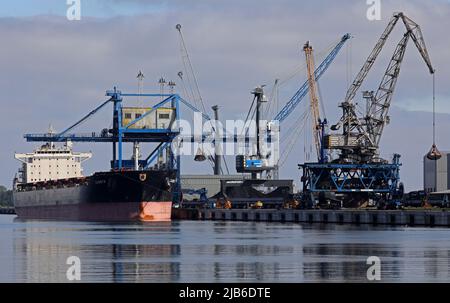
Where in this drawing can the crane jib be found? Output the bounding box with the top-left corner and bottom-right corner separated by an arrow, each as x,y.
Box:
273,33 -> 350,123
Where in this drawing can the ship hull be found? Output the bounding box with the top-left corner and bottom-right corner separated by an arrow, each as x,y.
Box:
14,201 -> 172,222
13,170 -> 175,222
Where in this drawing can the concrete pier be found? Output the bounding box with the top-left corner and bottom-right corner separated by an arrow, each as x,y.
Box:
172,208 -> 450,227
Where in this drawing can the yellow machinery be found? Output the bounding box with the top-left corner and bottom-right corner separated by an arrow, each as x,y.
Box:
303,41 -> 324,160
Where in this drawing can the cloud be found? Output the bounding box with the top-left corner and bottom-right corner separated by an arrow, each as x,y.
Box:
0,0 -> 449,191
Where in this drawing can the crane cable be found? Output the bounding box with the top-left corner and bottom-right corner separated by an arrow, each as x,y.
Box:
176,24 -> 207,114
279,102 -> 309,159
239,95 -> 257,138
177,72 -> 194,108
316,79 -> 327,121
280,100 -> 309,144
276,39 -> 337,88
315,52 -> 327,121
346,37 -> 353,91
280,107 -> 308,146
176,24 -> 230,172
265,36 -> 341,124
279,109 -> 310,167
277,39 -> 337,166
432,73 -> 436,146
264,79 -> 279,118
179,51 -> 198,109
242,100 -> 257,153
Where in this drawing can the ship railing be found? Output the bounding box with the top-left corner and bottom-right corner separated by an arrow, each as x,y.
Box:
25,132 -> 113,140
16,177 -> 89,192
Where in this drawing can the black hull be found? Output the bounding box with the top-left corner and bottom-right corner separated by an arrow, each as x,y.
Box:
13,170 -> 176,221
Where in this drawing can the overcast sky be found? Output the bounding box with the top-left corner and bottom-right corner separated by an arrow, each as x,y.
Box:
1,0 -> 449,191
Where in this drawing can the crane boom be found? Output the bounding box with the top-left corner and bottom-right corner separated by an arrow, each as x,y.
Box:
303,41 -> 322,160
343,14 -> 401,104
327,12 -> 434,162
366,14 -> 434,147
400,14 -> 434,74
366,34 -> 410,146
274,33 -> 350,123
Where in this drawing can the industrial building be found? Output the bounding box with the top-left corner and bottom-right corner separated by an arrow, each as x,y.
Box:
423,151 -> 450,192
181,174 -> 248,199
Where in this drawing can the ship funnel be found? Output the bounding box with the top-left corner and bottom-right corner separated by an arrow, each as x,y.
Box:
426,144 -> 442,160
194,148 -> 206,162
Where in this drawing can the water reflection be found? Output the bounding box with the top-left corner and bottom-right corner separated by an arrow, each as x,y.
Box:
2,217 -> 449,282
13,222 -> 181,282
301,235 -> 449,282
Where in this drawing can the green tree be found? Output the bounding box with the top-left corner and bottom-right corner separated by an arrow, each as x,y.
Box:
0,185 -> 13,206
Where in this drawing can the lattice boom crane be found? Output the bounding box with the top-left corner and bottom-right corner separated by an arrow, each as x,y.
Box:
327,12 -> 435,163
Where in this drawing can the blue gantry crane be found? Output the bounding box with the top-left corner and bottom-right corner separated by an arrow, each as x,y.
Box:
24,87 -> 211,201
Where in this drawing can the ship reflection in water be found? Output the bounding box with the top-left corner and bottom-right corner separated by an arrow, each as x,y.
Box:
1,216 -> 449,282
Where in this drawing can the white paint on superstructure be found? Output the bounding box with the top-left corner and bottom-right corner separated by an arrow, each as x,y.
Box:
14,141 -> 92,183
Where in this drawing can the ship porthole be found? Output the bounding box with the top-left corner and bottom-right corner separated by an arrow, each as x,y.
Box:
139,173 -> 147,182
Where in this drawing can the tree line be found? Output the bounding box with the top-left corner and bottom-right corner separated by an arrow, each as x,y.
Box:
0,185 -> 13,206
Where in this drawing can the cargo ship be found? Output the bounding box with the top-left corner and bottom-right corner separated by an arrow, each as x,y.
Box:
13,141 -> 175,221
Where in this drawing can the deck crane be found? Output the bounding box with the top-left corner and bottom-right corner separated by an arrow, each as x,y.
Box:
301,12 -> 436,207
236,34 -> 350,177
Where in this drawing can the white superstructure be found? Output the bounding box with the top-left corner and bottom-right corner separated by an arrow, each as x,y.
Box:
14,141 -> 92,184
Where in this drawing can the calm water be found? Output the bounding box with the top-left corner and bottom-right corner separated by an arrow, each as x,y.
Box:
0,214 -> 449,282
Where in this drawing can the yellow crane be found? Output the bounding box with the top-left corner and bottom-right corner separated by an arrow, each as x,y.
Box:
303,41 -> 324,161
